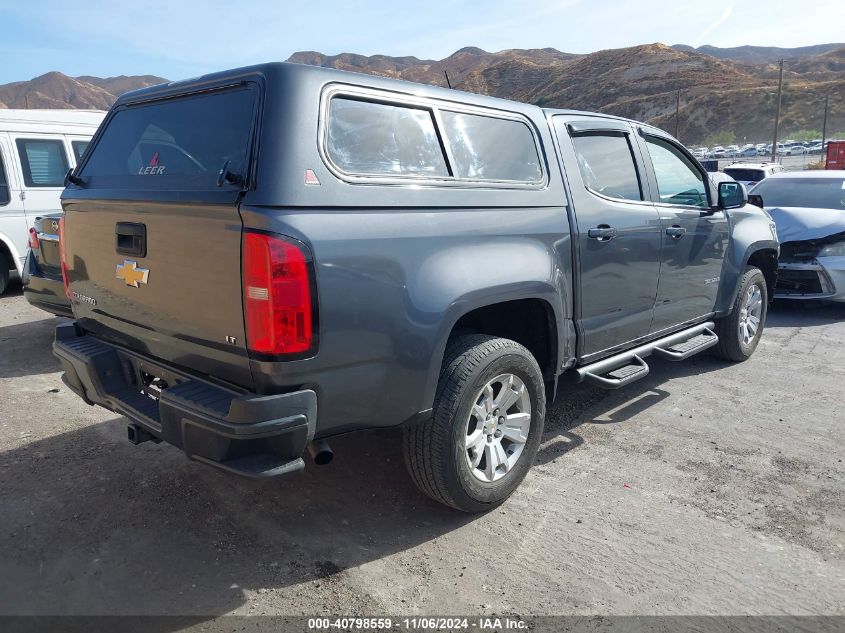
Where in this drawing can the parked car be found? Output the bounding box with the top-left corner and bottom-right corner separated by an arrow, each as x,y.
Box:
708,171 -> 739,187
0,109 -> 105,295
53,63 -> 778,512
722,162 -> 786,189
21,212 -> 71,316
807,143 -> 824,154
782,145 -> 808,156
737,146 -> 758,158
749,171 -> 845,301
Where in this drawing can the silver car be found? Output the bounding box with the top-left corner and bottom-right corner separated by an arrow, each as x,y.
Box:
750,171 -> 845,301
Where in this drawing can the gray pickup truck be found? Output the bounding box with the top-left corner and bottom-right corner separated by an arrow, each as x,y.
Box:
54,63 -> 778,512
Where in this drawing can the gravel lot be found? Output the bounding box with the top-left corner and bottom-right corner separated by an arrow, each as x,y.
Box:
1,280 -> 843,617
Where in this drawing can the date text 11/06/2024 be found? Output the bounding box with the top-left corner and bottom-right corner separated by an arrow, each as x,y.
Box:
307,617 -> 528,630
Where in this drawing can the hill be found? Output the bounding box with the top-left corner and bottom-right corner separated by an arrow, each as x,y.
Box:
288,46 -> 577,87
3,42 -> 842,144
0,73 -> 167,110
671,43 -> 845,65
289,43 -> 845,144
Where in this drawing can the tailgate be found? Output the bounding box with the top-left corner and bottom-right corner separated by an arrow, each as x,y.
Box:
62,84 -> 259,389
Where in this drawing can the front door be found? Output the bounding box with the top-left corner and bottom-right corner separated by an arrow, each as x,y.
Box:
0,134 -> 28,273
637,133 -> 729,332
554,118 -> 662,358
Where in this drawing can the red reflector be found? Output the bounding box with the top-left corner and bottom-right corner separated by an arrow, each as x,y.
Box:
28,227 -> 39,250
242,231 -> 315,356
58,218 -> 71,300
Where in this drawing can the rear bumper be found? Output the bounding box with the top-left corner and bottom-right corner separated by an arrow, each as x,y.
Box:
22,251 -> 73,317
53,321 -> 317,478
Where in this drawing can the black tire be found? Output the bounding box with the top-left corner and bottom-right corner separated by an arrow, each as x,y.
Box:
403,335 -> 546,513
0,251 -> 10,296
712,266 -> 768,362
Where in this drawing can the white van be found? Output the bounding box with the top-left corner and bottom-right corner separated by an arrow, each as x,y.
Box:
0,109 -> 106,294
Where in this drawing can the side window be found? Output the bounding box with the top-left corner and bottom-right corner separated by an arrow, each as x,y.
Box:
570,132 -> 643,201
15,138 -> 69,187
644,137 -> 708,207
0,148 -> 10,206
440,110 -> 541,182
326,97 -> 449,177
71,140 -> 89,163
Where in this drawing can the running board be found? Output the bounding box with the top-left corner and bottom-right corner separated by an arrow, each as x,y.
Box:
652,328 -> 718,361
577,322 -> 717,390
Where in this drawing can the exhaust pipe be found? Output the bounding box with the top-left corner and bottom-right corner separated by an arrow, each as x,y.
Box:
307,439 -> 333,465
127,423 -> 159,445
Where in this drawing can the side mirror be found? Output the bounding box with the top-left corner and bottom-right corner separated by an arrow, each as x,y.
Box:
717,181 -> 746,210
747,193 -> 764,208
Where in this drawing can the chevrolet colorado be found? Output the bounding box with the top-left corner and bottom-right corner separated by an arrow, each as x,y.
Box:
53,63 -> 779,512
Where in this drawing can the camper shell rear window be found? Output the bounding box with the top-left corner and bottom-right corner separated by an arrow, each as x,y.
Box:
322,87 -> 544,187
78,86 -> 257,190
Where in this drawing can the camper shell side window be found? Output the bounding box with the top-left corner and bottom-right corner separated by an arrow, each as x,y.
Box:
320,85 -> 546,189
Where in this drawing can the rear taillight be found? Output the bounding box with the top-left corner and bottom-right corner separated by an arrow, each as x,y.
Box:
58,218 -> 71,300
242,231 -> 316,357
28,227 -> 39,250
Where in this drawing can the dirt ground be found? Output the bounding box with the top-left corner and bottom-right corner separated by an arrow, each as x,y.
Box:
1,279 -> 843,618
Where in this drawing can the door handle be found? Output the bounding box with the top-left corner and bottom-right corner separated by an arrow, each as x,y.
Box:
116,222 -> 147,257
587,225 -> 617,241
665,225 -> 686,239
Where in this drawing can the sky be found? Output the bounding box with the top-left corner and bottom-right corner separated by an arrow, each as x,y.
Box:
1,0 -> 844,84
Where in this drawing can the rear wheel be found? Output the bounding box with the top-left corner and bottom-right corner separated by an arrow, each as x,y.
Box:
403,335 -> 545,513
712,266 -> 767,361
0,251 -> 10,295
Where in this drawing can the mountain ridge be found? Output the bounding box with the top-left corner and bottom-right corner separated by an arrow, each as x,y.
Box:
2,43 -> 842,143
287,42 -> 845,143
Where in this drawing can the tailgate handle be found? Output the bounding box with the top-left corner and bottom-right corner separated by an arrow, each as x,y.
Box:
116,222 -> 147,258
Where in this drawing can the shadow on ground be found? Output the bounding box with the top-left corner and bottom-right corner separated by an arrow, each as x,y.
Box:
0,298 -> 837,620
767,299 -> 845,327
0,313 -> 65,378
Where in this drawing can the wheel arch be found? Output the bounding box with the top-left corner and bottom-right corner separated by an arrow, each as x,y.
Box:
0,231 -> 22,275
422,291 -> 562,411
715,238 -> 779,316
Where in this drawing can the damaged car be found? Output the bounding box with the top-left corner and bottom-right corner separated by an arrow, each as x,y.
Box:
749,171 -> 845,301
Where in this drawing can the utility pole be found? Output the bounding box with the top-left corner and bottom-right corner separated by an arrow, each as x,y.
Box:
821,93 -> 829,151
443,70 -> 452,89
770,59 -> 784,162
674,89 -> 681,139
24,94 -> 29,109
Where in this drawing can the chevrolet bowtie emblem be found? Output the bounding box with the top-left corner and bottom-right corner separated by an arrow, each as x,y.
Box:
116,260 -> 149,288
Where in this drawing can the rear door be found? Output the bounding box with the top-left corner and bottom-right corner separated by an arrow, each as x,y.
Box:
553,117 -> 662,358
637,132 -> 728,332
63,84 -> 260,389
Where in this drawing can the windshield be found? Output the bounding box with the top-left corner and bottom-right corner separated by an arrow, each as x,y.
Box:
724,168 -> 764,182
752,177 -> 845,210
